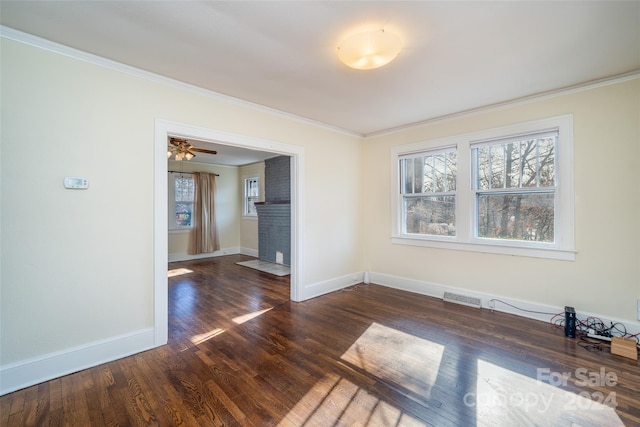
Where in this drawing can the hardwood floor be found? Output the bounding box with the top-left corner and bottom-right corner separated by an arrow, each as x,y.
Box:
1,254 -> 639,426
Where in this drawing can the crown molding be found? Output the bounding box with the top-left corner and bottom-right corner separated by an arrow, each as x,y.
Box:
365,70 -> 640,138
3,25 -> 638,140
0,25 -> 361,138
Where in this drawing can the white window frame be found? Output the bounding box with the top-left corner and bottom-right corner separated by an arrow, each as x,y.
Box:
168,173 -> 194,233
391,115 -> 575,260
243,176 -> 259,218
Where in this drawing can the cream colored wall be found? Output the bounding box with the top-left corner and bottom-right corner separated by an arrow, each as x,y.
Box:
0,38 -> 363,365
238,162 -> 265,253
365,78 -> 640,323
167,160 -> 240,259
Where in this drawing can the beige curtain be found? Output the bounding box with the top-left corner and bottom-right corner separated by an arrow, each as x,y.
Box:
189,172 -> 220,255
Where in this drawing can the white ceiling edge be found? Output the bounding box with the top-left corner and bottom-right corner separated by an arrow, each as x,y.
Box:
0,25 -> 359,138
368,70 -> 640,138
2,25 -> 638,141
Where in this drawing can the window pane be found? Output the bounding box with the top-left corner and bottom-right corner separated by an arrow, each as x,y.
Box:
520,140 -> 538,188
401,158 -> 421,194
489,145 -> 505,188
404,196 -> 456,236
477,147 -> 490,190
477,193 -> 554,242
247,178 -> 259,197
247,196 -> 258,215
400,150 -> 456,195
175,177 -> 194,202
433,154 -> 446,193
176,202 -> 192,227
423,157 -> 434,193
538,137 -> 555,187
505,142 -> 520,188
446,151 -> 457,191
474,136 -> 555,190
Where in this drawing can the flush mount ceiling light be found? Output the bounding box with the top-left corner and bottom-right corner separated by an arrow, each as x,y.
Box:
337,29 -> 402,70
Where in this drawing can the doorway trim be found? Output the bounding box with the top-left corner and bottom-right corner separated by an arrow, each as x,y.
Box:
154,119 -> 304,346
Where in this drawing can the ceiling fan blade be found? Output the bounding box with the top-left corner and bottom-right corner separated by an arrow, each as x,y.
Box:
169,137 -> 184,146
191,147 -> 217,155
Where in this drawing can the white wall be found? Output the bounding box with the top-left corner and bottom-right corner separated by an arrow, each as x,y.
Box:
0,36 -> 364,392
364,77 -> 640,323
167,160 -> 241,261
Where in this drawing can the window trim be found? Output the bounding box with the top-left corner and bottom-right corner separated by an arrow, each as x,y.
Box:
391,115 -> 575,261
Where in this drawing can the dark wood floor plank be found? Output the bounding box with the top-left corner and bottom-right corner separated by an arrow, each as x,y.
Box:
1,254 -> 639,426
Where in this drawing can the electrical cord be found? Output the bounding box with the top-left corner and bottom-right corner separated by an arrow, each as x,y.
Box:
549,311 -> 640,350
488,300 -> 638,348
489,298 -> 559,315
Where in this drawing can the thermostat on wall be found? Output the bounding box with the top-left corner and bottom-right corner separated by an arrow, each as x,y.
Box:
63,176 -> 89,189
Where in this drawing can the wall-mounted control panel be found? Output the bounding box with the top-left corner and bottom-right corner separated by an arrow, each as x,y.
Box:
63,176 -> 89,189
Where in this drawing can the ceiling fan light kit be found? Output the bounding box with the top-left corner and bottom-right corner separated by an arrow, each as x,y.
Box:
167,137 -> 217,161
337,29 -> 402,70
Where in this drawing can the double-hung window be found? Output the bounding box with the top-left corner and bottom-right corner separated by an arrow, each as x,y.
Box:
392,115 -> 574,260
169,174 -> 195,230
243,177 -> 259,217
472,131 -> 556,243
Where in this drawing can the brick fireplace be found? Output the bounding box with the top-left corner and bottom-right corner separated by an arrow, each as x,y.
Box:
255,156 -> 291,266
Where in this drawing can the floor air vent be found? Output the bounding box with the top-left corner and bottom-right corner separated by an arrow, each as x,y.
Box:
443,292 -> 482,308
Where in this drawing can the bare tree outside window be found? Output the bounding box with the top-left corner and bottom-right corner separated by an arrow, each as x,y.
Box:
401,150 -> 456,236
473,134 -> 556,243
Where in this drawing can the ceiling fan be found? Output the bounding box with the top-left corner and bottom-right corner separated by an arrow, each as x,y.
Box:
167,137 -> 217,161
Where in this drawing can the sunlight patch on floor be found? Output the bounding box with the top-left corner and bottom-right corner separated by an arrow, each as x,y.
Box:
341,322 -> 444,400
472,359 -> 624,426
190,328 -> 225,345
167,267 -> 193,277
279,373 -> 427,427
279,323 -> 444,426
232,307 -> 273,325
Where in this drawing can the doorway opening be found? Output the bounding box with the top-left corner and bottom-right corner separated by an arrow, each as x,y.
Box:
154,119 -> 304,346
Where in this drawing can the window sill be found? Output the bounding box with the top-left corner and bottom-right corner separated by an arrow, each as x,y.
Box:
242,215 -> 258,220
391,235 -> 576,261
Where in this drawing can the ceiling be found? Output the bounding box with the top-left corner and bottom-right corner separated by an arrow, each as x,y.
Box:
2,1 -> 639,163
171,138 -> 278,166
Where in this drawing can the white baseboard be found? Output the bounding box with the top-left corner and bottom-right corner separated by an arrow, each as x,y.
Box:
168,247 -> 241,262
0,328 -> 156,396
369,271 -> 640,336
301,272 -> 362,301
240,247 -> 259,257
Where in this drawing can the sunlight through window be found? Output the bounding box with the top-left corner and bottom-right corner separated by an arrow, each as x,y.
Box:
232,307 -> 273,325
471,359 -> 623,426
167,267 -> 193,277
341,322 -> 444,400
190,328 -> 225,345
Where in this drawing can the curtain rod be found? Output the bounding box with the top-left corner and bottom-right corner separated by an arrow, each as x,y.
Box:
168,170 -> 219,176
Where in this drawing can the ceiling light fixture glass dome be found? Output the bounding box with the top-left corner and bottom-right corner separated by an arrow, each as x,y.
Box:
337,29 -> 402,70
